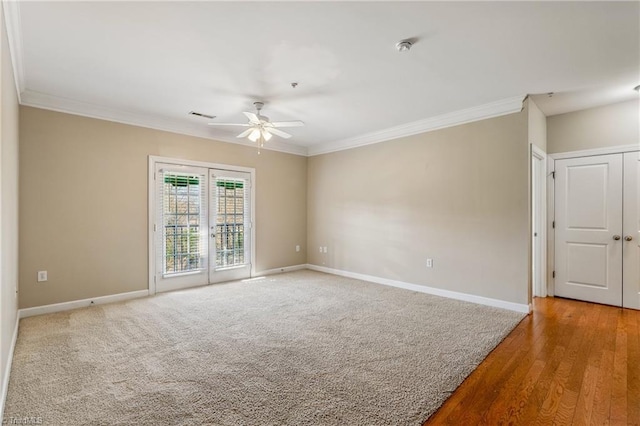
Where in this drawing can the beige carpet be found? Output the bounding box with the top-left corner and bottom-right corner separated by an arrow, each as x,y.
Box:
4,270 -> 524,425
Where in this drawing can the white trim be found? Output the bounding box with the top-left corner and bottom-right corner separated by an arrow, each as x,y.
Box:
149,156 -> 256,174
306,264 -> 530,314
20,90 -> 308,157
18,290 -> 149,319
254,264 -> 307,277
2,0 -> 25,102
547,156 -> 556,297
307,95 -> 526,156
148,156 -> 156,295
0,313 -> 19,420
148,156 -> 257,295
18,88 -> 527,158
531,145 -> 547,298
550,144 -> 639,160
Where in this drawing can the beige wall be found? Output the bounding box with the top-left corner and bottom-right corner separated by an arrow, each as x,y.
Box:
547,100 -> 639,154
527,98 -> 547,152
1,3 -> 19,407
19,107 -> 307,308
307,110 -> 530,305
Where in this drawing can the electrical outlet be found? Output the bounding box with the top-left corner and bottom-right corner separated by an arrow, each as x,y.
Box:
296,245 -> 300,252
426,259 -> 433,268
37,271 -> 48,282
319,246 -> 323,253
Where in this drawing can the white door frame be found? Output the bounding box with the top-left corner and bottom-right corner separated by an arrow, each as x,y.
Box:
148,155 -> 256,295
547,156 -> 556,296
548,144 -> 640,298
531,145 -> 547,297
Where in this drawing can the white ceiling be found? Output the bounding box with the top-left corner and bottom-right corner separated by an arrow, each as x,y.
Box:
7,1 -> 639,155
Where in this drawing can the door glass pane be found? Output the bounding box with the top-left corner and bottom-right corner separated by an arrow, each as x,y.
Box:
215,178 -> 246,268
163,173 -> 204,274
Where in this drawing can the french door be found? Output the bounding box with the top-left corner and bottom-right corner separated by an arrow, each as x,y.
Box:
154,162 -> 252,293
554,152 -> 639,308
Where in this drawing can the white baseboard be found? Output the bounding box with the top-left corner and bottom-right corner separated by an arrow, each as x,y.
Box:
306,264 -> 530,314
18,264 -> 309,319
0,312 -> 19,419
18,290 -> 149,319
254,264 -> 307,277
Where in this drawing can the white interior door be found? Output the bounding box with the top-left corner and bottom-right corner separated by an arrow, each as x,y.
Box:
555,154 -> 623,306
623,151 -> 640,309
209,169 -> 252,283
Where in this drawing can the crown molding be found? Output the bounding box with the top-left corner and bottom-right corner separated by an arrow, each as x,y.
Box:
19,90 -> 526,158
3,0 -> 25,102
307,95 -> 526,156
20,90 -> 309,156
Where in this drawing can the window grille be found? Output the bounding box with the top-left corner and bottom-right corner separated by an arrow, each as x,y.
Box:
158,170 -> 207,275
213,177 -> 248,269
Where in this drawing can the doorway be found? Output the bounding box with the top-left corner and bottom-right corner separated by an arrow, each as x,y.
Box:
149,157 -> 255,294
554,151 -> 639,309
532,145 -> 547,298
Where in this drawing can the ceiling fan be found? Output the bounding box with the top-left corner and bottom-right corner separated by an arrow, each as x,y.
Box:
208,102 -> 304,146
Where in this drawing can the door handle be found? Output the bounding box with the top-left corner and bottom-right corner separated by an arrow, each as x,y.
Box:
613,235 -> 621,241
211,233 -> 216,238
625,236 -> 633,241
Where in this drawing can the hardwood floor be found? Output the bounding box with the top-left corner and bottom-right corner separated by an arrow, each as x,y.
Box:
424,297 -> 640,426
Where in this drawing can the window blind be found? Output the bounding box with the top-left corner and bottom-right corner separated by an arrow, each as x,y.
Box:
212,175 -> 250,269
157,169 -> 208,275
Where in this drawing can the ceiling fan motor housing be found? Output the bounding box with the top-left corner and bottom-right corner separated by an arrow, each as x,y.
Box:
253,102 -> 267,122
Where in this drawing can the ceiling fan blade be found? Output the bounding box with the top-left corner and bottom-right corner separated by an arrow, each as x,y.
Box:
208,123 -> 250,127
236,128 -> 255,138
243,112 -> 261,124
270,121 -> 304,128
267,128 -> 292,139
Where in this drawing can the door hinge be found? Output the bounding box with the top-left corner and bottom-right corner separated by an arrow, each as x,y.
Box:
552,221 -> 555,229
552,271 -> 556,278
551,171 -> 555,179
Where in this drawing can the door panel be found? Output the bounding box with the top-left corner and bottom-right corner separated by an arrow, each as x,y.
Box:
566,164 -> 609,229
209,169 -> 252,283
155,164 -> 209,292
555,154 -> 623,306
623,151 -> 640,309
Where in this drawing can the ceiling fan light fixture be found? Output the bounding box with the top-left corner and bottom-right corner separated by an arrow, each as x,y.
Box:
248,128 -> 261,142
262,129 -> 272,141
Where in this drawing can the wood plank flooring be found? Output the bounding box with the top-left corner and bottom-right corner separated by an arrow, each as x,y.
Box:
424,297 -> 640,425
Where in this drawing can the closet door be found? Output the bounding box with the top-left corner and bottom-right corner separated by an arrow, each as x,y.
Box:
623,151 -> 640,309
555,154 -> 623,306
